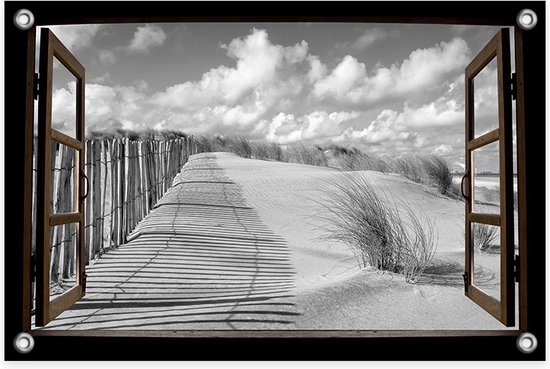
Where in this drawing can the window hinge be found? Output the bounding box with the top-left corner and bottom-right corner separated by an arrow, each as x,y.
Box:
33,73 -> 40,100
513,254 -> 520,283
511,72 -> 517,101
462,272 -> 469,292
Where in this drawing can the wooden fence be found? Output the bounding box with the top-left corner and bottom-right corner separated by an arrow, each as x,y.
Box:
32,136 -> 198,285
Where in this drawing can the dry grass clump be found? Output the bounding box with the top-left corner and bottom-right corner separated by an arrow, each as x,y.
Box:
336,151 -> 393,173
195,134 -> 252,158
472,223 -> 500,252
283,143 -> 328,167
226,135 -> 252,158
158,129 -> 189,140
195,135 -> 219,152
446,181 -> 463,199
395,155 -> 425,183
317,174 -> 437,283
325,144 -> 361,156
394,153 -> 456,196
250,139 -> 284,161
196,135 -> 328,167
421,154 -> 454,195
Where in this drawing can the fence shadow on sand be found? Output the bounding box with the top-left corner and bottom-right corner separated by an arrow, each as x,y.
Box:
39,154 -> 299,330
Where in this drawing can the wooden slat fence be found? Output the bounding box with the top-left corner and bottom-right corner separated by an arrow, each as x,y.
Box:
31,136 -> 198,289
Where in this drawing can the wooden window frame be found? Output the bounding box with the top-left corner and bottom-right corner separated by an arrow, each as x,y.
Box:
35,29 -> 86,326
464,28 -> 515,326
4,2 -> 544,361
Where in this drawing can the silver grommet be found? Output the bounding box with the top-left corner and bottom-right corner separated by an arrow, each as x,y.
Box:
13,9 -> 34,30
517,332 -> 537,354
13,332 -> 35,354
517,9 -> 538,30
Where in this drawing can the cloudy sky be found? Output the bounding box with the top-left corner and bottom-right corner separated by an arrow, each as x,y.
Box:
38,22 -> 510,171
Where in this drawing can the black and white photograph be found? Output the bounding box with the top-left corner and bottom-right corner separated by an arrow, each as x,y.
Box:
3,1 -> 546,361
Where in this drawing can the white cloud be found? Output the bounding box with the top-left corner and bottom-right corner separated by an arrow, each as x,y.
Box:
265,110 -> 359,144
52,82 -> 164,133
302,111 -> 360,140
98,50 -> 116,65
150,28 -> 310,127
314,37 -> 471,104
332,92 -> 463,147
48,25 -> 103,52
335,109 -> 408,145
51,82 -> 77,133
127,24 -> 167,54
218,28 -> 309,104
434,144 -> 453,155
350,28 -> 389,50
398,98 -> 463,128
335,28 -> 394,51
90,72 -> 112,84
313,55 -> 366,100
306,55 -> 327,83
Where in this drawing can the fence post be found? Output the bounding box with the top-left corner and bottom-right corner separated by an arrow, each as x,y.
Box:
127,141 -> 132,233
101,140 -> 108,251
61,148 -> 75,280
132,141 -> 140,230
49,143 -> 58,251
50,143 -> 63,283
130,141 -> 136,232
85,140 -> 93,264
140,141 -> 148,217
109,139 -> 118,248
153,141 -> 159,200
122,138 -> 132,236
166,140 -> 171,190
92,140 -> 102,257
144,141 -> 152,211
136,141 -> 143,222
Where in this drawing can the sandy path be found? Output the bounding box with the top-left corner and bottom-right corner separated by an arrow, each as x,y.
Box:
38,153 -> 299,330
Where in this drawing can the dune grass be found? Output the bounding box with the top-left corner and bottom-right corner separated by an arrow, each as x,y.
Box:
421,154 -> 454,195
193,134 -> 461,199
250,139 -> 284,161
195,135 -> 253,159
472,223 -> 500,252
316,173 -> 437,283
227,135 -> 253,158
330,147 -> 458,198
282,143 -> 328,167
87,128 -> 189,140
394,155 -> 425,183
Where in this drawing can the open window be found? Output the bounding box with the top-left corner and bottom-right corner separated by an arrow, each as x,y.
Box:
5,2 -> 545,361
463,28 -> 516,326
35,28 -> 87,326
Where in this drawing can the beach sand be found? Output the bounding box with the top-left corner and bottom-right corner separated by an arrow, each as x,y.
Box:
218,152 -> 515,330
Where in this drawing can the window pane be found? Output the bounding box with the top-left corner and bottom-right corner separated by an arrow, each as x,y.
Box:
473,57 -> 499,139
472,140 -> 500,214
49,223 -> 78,301
471,222 -> 501,301
50,142 -> 78,214
52,57 -> 77,139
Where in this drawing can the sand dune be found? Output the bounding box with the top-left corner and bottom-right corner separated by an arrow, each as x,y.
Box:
37,152 -> 514,330
218,152 -> 514,330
